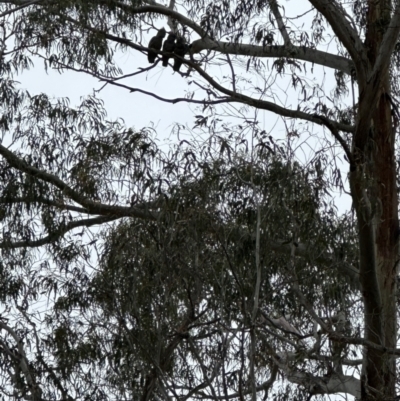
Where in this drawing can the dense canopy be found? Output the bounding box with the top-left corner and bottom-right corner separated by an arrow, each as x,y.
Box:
0,1 -> 399,401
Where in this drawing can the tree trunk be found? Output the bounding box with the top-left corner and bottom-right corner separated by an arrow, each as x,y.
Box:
350,1 -> 398,399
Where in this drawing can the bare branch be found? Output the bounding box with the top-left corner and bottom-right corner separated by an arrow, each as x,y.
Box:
311,114 -> 354,167
45,57 -> 234,106
225,53 -> 236,93
308,0 -> 367,80
268,0 -> 292,46
113,0 -> 353,75
171,58 -> 355,135
190,39 -> 353,75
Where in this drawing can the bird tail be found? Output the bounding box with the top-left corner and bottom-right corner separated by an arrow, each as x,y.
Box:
173,61 -> 182,72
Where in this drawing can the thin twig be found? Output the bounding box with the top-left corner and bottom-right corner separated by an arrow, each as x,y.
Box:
226,53 -> 237,93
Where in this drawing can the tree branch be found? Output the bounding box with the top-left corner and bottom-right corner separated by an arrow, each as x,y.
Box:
36,51 -> 237,106
61,15 -> 355,136
112,0 -> 208,38
356,1 -> 400,140
18,308 -> 73,401
268,0 -> 292,46
311,114 -> 354,167
274,357 -> 361,398
0,196 -> 95,214
140,308 -> 202,401
0,320 -> 42,400
370,1 -> 400,81
168,57 -> 355,134
268,239 -> 360,288
0,215 -> 118,249
308,0 -> 367,81
0,0 -> 39,18
113,0 -> 353,75
0,144 -> 158,220
190,40 -> 353,75
276,349 -> 363,367
195,366 -> 278,400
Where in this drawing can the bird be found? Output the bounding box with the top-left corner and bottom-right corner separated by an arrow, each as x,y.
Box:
147,28 -> 166,64
162,33 -> 176,67
173,37 -> 186,72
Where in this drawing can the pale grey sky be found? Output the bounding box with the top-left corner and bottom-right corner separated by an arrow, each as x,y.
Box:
15,0 -> 353,214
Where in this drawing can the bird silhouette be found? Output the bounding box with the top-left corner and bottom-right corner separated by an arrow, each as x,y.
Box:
173,37 -> 186,71
162,33 -> 176,67
148,28 -> 166,63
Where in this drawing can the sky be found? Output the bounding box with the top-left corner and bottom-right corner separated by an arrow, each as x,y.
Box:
2,2 -> 362,400
17,50 -> 194,135
15,0 -> 353,214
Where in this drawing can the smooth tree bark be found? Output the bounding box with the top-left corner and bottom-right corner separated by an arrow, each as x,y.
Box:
342,0 -> 400,398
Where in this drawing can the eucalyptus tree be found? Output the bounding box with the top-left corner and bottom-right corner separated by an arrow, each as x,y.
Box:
0,1 -> 398,401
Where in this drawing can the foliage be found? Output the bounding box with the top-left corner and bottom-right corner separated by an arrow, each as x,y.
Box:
0,1 -> 398,401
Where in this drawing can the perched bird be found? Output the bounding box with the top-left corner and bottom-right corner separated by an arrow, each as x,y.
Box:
162,33 -> 176,67
173,37 -> 186,72
147,28 -> 166,63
